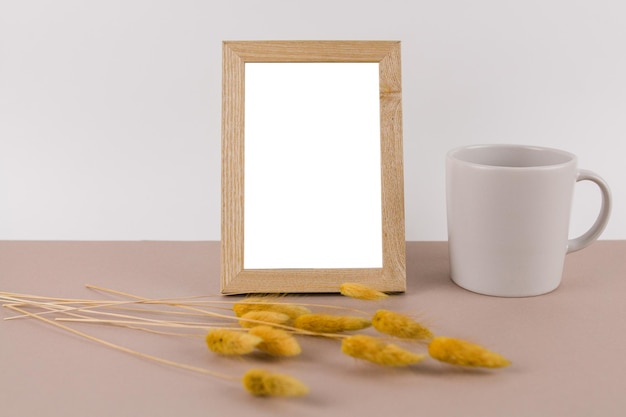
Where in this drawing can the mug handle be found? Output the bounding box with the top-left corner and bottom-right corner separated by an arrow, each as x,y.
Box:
567,169 -> 612,253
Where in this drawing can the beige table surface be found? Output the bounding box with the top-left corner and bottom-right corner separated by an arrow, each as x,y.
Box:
1,240 -> 625,417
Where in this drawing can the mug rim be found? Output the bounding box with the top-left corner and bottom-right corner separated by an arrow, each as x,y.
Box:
447,144 -> 577,170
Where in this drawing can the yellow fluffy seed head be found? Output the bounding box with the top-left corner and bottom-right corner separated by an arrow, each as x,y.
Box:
428,336 -> 511,368
233,298 -> 311,319
293,314 -> 371,333
205,329 -> 262,355
238,311 -> 292,328
242,369 -> 309,397
339,282 -> 388,300
248,325 -> 301,357
372,309 -> 434,341
341,334 -> 426,367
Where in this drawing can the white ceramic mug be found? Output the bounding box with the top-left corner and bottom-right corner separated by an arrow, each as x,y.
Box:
446,144 -> 612,297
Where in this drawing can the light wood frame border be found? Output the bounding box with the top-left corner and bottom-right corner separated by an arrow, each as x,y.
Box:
221,40 -> 405,294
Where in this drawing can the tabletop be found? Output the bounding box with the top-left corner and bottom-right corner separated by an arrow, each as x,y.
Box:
1,240 -> 625,417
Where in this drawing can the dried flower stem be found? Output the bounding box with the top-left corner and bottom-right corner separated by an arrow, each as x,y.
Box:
4,304 -> 239,381
81,287 -> 352,340
6,303 -> 196,336
3,295 -> 218,332
56,317 -> 214,330
87,286 -> 295,330
88,285 -> 369,315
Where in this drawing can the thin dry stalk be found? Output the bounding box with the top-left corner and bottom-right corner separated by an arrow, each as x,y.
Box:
87,285 -> 370,316
85,286 -> 349,340
4,304 -> 238,381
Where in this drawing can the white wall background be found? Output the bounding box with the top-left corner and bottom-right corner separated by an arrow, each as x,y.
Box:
1,0 -> 624,241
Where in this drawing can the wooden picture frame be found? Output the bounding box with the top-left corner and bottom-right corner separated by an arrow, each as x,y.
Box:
221,40 -> 405,294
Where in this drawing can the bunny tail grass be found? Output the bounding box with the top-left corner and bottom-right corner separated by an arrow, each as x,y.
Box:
242,369 -> 309,397
248,325 -> 302,357
372,309 -> 434,340
293,314 -> 371,333
428,336 -> 511,368
233,298 -> 311,319
341,334 -> 426,367
339,283 -> 388,300
205,329 -> 263,355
